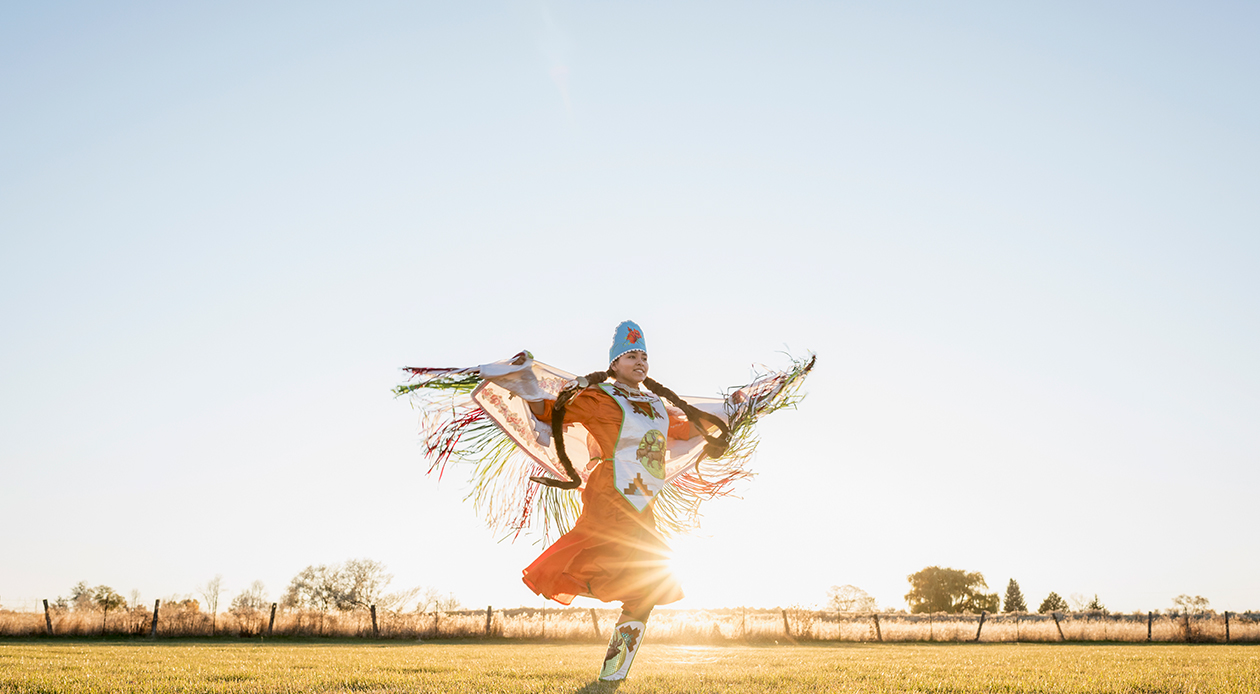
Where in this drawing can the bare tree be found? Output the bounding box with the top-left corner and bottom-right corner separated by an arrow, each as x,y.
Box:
283,565 -> 343,613
377,586 -> 422,612
1172,594 -> 1211,615
338,559 -> 392,610
231,581 -> 269,612
434,591 -> 461,612
284,560 -> 398,612
199,575 -> 223,635
393,586 -> 462,613
826,584 -> 878,612
230,581 -> 269,635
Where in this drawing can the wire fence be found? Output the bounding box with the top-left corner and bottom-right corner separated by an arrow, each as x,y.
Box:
2,603 -> 1256,643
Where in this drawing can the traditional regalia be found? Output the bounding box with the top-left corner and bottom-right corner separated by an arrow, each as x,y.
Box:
396,321 -> 813,681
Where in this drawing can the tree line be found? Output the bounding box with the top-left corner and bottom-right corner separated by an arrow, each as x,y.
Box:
827,566 -> 1218,616
47,559 -> 461,625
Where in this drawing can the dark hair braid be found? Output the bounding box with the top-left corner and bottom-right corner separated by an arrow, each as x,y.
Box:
643,377 -> 731,459
528,369 -> 612,489
529,369 -> 731,488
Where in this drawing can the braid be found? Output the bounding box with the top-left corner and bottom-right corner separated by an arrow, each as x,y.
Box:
643,377 -> 731,459
528,369 -> 612,489
528,369 -> 731,488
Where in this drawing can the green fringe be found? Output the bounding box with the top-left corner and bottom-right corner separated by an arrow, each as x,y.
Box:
397,354 -> 815,542
720,352 -> 816,466
392,372 -> 482,397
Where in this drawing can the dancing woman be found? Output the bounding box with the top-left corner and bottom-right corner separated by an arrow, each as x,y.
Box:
397,321 -> 813,681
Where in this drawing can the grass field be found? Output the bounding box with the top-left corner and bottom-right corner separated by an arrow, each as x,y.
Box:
1,640 -> 1258,693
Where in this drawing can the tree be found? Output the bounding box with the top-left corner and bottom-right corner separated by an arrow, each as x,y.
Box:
406,587 -> 461,613
1171,594 -> 1211,615
93,586 -> 126,633
826,585 -> 878,612
68,581 -> 94,612
434,591 -> 462,612
1085,594 -> 1106,612
338,559 -> 392,610
905,566 -> 999,614
231,581 -> 269,612
199,575 -> 223,635
283,560 -> 398,612
230,581 -> 270,635
284,564 -> 342,612
1038,592 -> 1068,614
1003,579 -> 1027,613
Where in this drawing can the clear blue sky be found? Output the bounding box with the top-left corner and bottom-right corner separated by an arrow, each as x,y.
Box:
2,1 -> 1257,615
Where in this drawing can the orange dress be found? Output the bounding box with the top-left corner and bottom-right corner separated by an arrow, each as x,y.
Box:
522,386 -> 696,615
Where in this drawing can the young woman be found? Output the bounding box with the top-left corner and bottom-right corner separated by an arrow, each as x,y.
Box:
398,321 -> 813,681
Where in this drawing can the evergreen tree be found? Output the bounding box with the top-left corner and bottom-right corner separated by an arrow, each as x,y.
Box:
1038,591 -> 1069,613
1085,594 -> 1106,612
1003,579 -> 1028,613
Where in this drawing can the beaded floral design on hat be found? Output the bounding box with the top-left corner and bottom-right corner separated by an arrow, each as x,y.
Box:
609,320 -> 647,365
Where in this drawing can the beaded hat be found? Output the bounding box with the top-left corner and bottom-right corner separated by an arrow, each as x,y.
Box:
609,320 -> 647,365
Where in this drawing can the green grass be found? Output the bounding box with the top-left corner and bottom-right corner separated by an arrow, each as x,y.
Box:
1,640 -> 1257,693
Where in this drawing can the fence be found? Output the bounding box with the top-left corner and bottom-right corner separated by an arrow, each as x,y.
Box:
2,604 -> 1257,643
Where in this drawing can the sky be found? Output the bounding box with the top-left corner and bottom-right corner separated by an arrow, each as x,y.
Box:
2,1 -> 1257,616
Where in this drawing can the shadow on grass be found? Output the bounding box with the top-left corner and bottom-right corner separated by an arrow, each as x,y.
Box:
574,680 -> 621,693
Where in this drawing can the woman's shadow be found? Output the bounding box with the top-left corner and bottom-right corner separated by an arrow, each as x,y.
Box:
574,680 -> 623,693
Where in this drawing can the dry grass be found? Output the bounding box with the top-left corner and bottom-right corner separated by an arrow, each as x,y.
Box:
1,641 -> 1259,693
3,606 -> 1257,643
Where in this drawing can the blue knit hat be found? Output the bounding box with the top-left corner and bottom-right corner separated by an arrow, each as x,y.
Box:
609,320 -> 647,365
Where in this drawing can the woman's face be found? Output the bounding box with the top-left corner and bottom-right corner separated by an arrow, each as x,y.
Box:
610,350 -> 649,387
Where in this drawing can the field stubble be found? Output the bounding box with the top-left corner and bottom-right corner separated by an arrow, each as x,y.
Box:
0,641 -> 1258,693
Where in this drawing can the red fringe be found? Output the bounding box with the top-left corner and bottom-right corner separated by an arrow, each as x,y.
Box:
404,366 -> 463,377
669,467 -> 752,500
508,467 -> 543,540
423,408 -> 490,479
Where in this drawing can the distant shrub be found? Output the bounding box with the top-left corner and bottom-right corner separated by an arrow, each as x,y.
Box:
1038,592 -> 1068,614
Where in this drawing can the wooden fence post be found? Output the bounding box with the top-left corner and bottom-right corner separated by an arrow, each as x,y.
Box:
150,600 -> 161,638
1147,612 -> 1152,642
974,611 -> 987,642
1051,612 -> 1065,641
485,606 -> 493,637
370,605 -> 379,638
872,613 -> 882,642
268,603 -> 276,637
928,614 -> 933,642
1183,613 -> 1191,642
42,600 -> 53,636
1225,611 -> 1230,642
741,607 -> 746,639
781,608 -> 790,637
589,609 -> 601,638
